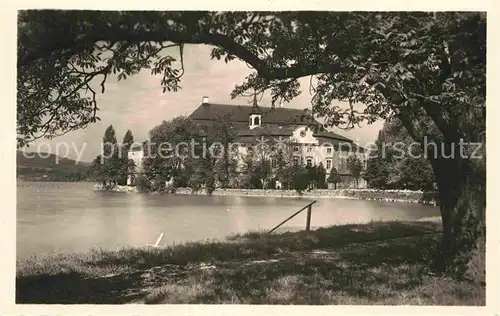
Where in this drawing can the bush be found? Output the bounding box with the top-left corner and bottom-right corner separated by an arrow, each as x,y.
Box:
135,175 -> 151,193
292,165 -> 309,194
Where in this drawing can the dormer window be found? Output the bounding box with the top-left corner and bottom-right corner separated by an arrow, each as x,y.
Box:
249,113 -> 262,129
254,116 -> 260,126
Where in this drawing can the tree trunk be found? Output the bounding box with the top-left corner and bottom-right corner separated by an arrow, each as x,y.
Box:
223,146 -> 229,189
430,154 -> 485,279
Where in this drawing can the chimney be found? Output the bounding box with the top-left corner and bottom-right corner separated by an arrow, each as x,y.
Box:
202,96 -> 209,104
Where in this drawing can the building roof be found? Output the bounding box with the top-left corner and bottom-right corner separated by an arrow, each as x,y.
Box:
235,125 -> 356,145
236,125 -> 297,137
314,130 -> 352,142
189,103 -> 318,126
189,102 -> 354,143
131,102 -> 365,153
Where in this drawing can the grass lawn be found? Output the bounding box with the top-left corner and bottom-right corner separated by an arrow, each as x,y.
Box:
16,220 -> 485,305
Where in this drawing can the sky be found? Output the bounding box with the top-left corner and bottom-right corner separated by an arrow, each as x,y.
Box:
26,44 -> 383,163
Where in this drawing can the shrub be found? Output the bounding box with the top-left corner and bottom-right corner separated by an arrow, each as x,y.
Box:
292,165 -> 309,194
135,175 -> 151,193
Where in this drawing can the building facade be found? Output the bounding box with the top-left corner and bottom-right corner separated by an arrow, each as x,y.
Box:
128,96 -> 367,188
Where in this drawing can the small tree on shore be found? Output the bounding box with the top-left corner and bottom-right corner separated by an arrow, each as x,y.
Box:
143,116 -> 200,190
116,129 -> 135,185
315,163 -> 327,189
100,125 -> 121,185
292,163 -> 309,194
327,167 -> 341,190
90,155 -> 105,184
271,140 -> 297,189
135,174 -> 151,193
346,155 -> 363,188
242,145 -> 272,189
212,112 -> 238,189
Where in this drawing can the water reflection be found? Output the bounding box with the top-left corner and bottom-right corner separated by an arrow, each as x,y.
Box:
126,194 -> 151,247
17,182 -> 439,260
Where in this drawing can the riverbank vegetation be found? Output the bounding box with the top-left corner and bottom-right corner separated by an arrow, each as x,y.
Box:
16,220 -> 484,304
363,118 -> 436,191
90,126 -> 136,186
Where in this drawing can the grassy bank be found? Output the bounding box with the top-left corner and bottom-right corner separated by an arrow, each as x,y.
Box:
16,220 -> 484,305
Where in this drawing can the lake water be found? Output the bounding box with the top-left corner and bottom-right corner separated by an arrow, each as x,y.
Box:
16,181 -> 440,260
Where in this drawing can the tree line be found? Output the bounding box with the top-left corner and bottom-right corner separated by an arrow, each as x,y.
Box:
90,126 -> 136,186
363,118 -> 436,191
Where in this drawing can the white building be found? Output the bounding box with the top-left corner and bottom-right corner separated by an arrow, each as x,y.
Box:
128,96 -> 368,188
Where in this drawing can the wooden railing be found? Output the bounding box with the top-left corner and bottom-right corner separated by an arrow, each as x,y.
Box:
267,200 -> 317,235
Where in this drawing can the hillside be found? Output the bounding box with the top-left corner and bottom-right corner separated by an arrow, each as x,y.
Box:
17,151 -> 92,181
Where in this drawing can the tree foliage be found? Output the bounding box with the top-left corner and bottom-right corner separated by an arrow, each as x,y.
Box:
142,116 -> 200,186
118,129 -> 136,184
91,125 -> 136,185
291,163 -> 309,194
244,145 -> 273,189
210,111 -> 239,188
271,142 -> 296,189
346,155 -> 363,188
308,162 -> 328,189
364,118 -> 435,190
99,125 -> 121,184
122,129 -> 134,153
327,167 -> 341,189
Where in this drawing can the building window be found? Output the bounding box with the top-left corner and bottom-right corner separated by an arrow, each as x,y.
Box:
294,146 -> 299,152
293,156 -> 299,164
307,147 -> 312,153
254,116 -> 260,126
326,159 -> 332,170
306,158 -> 313,167
326,147 -> 332,154
249,114 -> 262,129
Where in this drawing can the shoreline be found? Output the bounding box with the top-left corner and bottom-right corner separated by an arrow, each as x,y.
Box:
93,184 -> 439,206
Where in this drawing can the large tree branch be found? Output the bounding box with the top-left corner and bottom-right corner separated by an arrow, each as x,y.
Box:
419,100 -> 462,142
396,111 -> 423,143
20,26 -> 343,81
